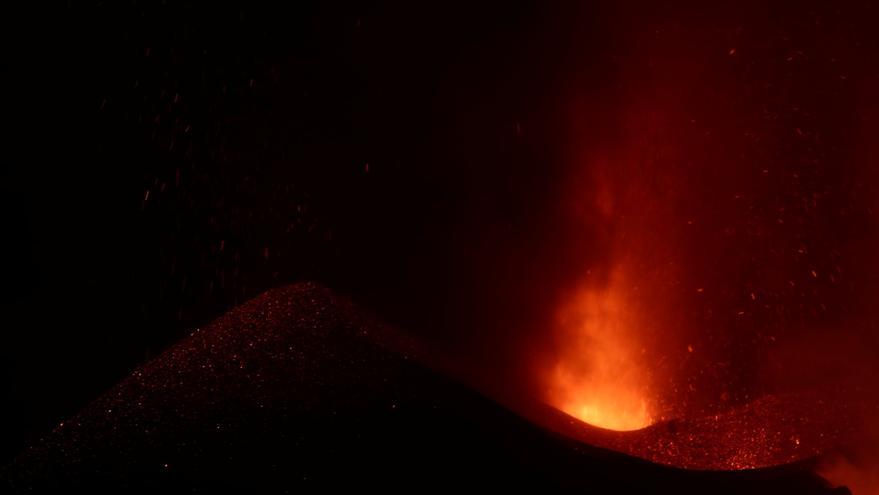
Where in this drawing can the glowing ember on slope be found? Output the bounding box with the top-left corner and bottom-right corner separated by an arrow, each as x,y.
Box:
548,266 -> 654,431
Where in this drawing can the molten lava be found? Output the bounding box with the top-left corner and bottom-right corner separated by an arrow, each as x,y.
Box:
548,266 -> 654,431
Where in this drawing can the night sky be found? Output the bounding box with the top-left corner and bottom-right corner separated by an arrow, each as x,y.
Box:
3,0 -> 574,463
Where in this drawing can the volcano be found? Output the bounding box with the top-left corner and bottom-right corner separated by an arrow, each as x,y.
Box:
1,283 -> 854,493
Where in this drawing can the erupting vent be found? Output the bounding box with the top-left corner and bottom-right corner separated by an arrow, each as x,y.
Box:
549,266 -> 653,431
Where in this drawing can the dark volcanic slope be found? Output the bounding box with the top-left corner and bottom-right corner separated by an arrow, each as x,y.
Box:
2,283 -> 843,493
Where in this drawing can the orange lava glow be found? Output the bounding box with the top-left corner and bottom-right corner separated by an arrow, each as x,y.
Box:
547,266 -> 654,431
518,3 -> 879,482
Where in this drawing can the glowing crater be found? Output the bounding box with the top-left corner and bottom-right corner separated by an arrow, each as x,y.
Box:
548,267 -> 654,431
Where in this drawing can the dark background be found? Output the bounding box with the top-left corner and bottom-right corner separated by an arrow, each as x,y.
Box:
7,0 -> 879,474
2,0 -> 591,464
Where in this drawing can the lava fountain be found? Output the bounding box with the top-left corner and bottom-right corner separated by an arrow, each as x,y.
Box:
532,3 -> 879,486
548,265 -> 653,431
